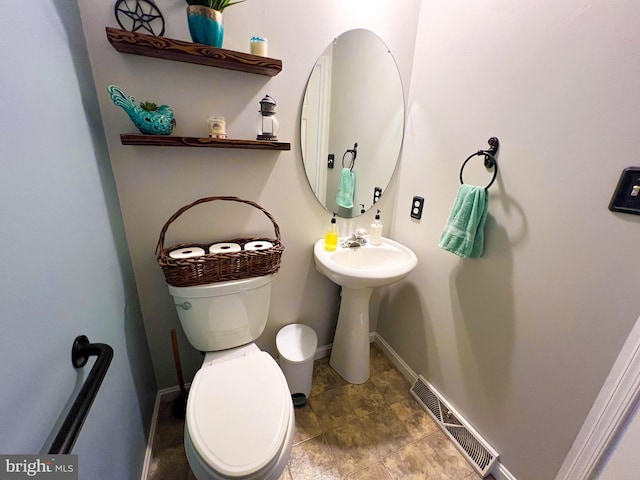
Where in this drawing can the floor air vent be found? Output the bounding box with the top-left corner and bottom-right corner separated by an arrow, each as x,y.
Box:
410,375 -> 498,478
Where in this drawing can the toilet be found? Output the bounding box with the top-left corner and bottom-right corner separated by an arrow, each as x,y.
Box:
168,274 -> 294,480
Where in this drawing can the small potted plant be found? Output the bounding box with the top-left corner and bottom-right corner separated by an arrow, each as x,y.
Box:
185,0 -> 246,48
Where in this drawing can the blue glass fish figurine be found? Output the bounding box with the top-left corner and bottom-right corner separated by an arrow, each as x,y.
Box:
108,85 -> 175,135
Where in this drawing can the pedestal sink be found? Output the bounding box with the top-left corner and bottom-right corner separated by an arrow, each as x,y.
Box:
313,237 -> 417,384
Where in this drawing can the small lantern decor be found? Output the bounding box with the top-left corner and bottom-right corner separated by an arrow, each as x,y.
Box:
256,95 -> 279,141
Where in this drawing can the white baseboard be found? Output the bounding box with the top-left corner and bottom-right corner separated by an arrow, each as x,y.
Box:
491,463 -> 518,480
314,343 -> 332,360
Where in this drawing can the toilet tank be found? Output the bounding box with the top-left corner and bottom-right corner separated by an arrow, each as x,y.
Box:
168,275 -> 273,352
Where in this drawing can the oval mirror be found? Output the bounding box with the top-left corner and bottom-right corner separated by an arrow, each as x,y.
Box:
300,29 -> 405,218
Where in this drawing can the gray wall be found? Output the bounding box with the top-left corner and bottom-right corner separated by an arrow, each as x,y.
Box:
381,1 -> 640,479
0,1 -> 156,478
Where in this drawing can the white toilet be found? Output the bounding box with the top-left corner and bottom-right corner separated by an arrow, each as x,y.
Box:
168,274 -> 294,480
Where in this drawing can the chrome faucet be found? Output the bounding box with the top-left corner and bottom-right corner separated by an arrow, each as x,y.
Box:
341,232 -> 367,248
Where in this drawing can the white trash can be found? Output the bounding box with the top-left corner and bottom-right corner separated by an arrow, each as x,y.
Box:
276,324 -> 317,406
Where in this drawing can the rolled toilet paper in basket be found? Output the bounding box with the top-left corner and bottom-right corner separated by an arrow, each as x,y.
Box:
208,243 -> 242,254
169,246 -> 206,259
244,240 -> 274,251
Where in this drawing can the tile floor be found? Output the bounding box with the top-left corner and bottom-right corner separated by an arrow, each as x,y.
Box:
147,344 -> 494,479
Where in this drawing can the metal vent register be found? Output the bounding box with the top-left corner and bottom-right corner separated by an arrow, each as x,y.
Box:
410,376 -> 498,477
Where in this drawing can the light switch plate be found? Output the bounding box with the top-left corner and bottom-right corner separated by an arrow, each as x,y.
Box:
609,167 -> 640,215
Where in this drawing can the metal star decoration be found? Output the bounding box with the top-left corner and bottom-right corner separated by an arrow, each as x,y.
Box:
114,0 -> 165,36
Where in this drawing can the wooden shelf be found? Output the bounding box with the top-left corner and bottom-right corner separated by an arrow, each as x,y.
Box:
120,134 -> 290,150
106,27 -> 282,76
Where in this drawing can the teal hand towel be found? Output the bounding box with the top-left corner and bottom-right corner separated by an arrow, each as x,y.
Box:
336,168 -> 355,209
438,184 -> 488,258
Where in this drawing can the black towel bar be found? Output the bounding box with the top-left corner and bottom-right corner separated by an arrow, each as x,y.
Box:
48,335 -> 113,454
459,137 -> 499,190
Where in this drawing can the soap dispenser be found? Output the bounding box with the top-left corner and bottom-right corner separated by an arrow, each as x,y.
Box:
324,213 -> 338,251
369,210 -> 382,245
355,204 -> 368,236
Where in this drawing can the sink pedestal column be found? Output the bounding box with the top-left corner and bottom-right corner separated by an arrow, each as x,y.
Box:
329,286 -> 373,384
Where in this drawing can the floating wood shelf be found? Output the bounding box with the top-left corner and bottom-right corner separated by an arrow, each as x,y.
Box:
106,27 -> 282,76
120,134 -> 290,151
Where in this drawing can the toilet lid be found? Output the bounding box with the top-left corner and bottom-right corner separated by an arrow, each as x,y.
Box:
186,351 -> 291,477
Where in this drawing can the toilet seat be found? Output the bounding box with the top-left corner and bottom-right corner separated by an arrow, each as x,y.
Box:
186,351 -> 292,479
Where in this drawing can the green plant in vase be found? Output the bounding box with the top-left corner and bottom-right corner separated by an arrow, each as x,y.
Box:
184,0 -> 246,48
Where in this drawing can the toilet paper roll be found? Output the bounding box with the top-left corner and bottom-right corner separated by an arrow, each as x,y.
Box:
244,241 -> 274,251
169,247 -> 206,259
208,243 -> 242,254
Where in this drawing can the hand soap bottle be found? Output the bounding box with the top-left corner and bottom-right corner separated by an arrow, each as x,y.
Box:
324,213 -> 338,251
355,204 -> 368,236
369,210 -> 382,245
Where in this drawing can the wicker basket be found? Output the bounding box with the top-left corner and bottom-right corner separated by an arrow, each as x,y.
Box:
156,196 -> 284,287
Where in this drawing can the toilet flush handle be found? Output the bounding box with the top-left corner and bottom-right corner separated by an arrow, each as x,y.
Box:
175,301 -> 192,310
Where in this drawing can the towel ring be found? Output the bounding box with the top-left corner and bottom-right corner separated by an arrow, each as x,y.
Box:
342,142 -> 358,170
459,137 -> 499,190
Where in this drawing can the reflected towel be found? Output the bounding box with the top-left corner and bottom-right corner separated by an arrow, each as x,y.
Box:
438,184 -> 488,258
336,168 -> 355,209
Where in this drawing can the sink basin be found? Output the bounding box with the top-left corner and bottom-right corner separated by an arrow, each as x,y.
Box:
313,237 -> 417,384
313,237 -> 417,289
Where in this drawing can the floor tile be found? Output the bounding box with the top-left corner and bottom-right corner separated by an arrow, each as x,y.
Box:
419,430 -> 479,479
370,367 -> 411,405
310,357 -> 347,397
293,403 -> 322,445
358,404 -> 413,457
382,440 -> 445,480
307,385 -> 358,431
345,461 -> 392,480
289,434 -> 339,479
343,381 -> 387,418
324,417 -> 380,477
390,396 -> 439,440
147,444 -> 194,480
369,344 -> 395,375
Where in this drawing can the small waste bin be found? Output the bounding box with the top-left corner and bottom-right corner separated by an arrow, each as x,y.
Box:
276,324 -> 317,407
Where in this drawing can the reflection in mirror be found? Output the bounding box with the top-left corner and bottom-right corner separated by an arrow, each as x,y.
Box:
301,29 -> 405,218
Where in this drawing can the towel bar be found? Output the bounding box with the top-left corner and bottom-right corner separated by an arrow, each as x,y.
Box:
459,137 -> 499,190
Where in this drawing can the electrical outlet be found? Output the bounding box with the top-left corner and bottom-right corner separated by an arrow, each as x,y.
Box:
411,196 -> 424,219
373,187 -> 382,204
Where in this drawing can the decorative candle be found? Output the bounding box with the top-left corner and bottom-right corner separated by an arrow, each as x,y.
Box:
207,115 -> 226,138
250,36 -> 268,57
